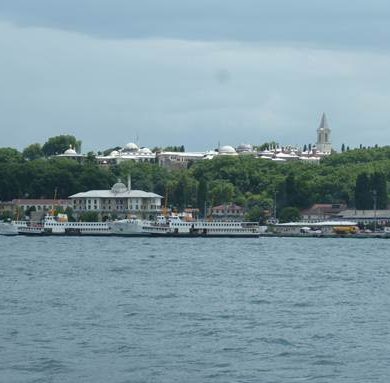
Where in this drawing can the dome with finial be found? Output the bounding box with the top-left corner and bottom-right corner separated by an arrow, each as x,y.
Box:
124,142 -> 139,152
64,145 -> 77,155
111,180 -> 128,194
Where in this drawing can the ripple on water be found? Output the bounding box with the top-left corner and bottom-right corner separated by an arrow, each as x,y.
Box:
259,337 -> 296,347
0,236 -> 389,382
249,299 -> 272,305
12,358 -> 70,374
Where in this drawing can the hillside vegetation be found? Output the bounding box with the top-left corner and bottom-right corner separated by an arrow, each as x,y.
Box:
1,145 -> 389,220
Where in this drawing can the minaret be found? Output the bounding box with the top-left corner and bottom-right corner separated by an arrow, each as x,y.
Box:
127,174 -> 132,191
316,113 -> 332,153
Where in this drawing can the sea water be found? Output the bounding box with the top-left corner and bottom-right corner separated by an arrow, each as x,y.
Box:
0,236 -> 389,382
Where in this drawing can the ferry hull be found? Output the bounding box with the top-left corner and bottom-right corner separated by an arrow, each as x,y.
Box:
0,222 -> 19,236
18,229 -> 113,236
149,231 -> 259,238
17,215 -> 112,236
110,217 -> 263,238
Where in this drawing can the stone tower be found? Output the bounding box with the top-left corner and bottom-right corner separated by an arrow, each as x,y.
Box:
316,113 -> 332,153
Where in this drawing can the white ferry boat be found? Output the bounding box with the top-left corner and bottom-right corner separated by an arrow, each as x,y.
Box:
109,218 -> 152,236
111,215 -> 264,238
17,214 -> 111,236
0,220 -> 19,236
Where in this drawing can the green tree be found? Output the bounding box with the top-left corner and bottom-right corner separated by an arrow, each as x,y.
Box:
370,172 -> 388,209
85,152 -> 97,165
256,141 -> 279,151
245,203 -> 270,223
64,207 -> 76,221
42,135 -> 81,156
103,146 -> 122,156
355,173 -> 371,209
0,148 -> 23,163
163,145 -> 185,152
22,143 -> 43,160
246,193 -> 273,211
0,210 -> 13,221
209,180 -> 235,206
281,173 -> 311,209
79,211 -> 99,222
279,207 -> 301,223
197,178 -> 208,217
170,172 -> 197,210
245,206 -> 262,222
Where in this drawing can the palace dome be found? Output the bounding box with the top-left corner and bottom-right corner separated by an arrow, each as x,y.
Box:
237,144 -> 253,151
219,145 -> 237,155
111,182 -> 128,194
139,147 -> 152,154
125,142 -> 139,151
236,144 -> 253,154
64,147 -> 77,155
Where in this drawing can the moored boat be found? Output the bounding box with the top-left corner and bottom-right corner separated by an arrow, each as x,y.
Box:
0,220 -> 19,236
17,213 -> 111,236
109,218 -> 152,236
111,214 -> 265,237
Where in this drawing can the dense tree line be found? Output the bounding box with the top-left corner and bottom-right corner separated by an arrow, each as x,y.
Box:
1,141 -> 390,221
355,172 -> 387,210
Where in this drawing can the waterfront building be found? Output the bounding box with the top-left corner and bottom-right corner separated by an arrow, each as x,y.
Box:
271,221 -> 358,235
1,199 -> 72,220
0,201 -> 16,217
1,199 -> 73,221
12,199 -> 72,213
211,203 -> 245,220
69,180 -> 162,219
301,204 -> 347,221
336,209 -> 390,226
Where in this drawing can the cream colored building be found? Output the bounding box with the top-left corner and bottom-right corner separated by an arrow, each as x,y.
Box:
69,181 -> 162,218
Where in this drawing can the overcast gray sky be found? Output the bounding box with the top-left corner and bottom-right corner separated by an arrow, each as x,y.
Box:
1,0 -> 390,152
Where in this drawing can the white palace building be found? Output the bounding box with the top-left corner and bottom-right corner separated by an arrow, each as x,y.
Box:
57,114 -> 333,168
69,180 -> 163,219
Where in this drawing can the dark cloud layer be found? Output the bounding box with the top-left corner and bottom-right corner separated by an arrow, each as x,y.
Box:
1,1 -> 390,152
1,0 -> 390,48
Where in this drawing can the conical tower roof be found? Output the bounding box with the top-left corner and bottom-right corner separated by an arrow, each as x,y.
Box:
318,113 -> 330,131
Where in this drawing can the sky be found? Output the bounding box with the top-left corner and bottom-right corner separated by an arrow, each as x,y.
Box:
1,0 -> 390,153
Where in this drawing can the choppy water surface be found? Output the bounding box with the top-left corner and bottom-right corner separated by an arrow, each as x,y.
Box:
1,236 -> 390,382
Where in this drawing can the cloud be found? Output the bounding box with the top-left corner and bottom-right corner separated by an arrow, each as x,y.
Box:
1,21 -> 390,153
1,0 -> 390,49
